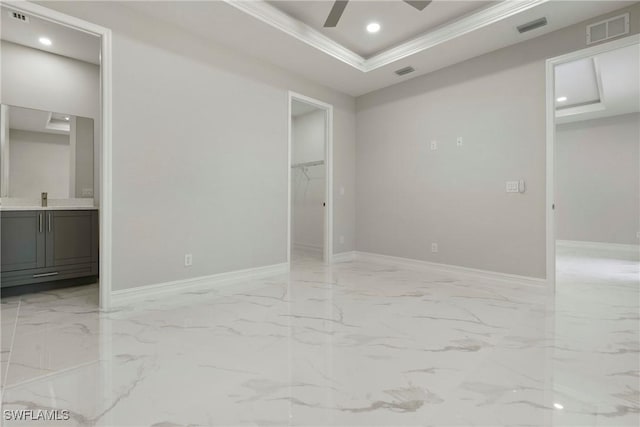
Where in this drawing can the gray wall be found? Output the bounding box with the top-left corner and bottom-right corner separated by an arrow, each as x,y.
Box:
556,113 -> 640,245
74,117 -> 94,198
356,4 -> 640,279
40,1 -> 356,291
0,40 -> 100,201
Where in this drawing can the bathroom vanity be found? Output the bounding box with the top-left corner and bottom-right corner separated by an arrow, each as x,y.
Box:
0,104 -> 98,296
1,207 -> 98,294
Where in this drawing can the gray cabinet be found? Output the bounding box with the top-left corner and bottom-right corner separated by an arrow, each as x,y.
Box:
1,210 -> 98,289
46,210 -> 98,267
1,211 -> 46,271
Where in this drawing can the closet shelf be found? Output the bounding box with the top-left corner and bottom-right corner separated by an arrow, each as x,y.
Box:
291,160 -> 324,169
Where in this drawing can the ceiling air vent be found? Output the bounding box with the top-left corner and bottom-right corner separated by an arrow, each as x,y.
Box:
517,17 -> 547,34
8,10 -> 29,23
587,13 -> 629,45
395,66 -> 415,76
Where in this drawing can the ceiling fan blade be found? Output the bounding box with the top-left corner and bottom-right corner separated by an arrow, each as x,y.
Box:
403,0 -> 432,11
324,0 -> 349,28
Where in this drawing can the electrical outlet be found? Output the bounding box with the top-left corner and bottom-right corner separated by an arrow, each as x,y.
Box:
184,254 -> 193,267
506,181 -> 519,193
457,136 -> 463,147
339,235 -> 345,245
430,140 -> 438,151
431,243 -> 438,253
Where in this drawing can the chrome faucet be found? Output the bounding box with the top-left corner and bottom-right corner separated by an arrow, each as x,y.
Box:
41,192 -> 48,207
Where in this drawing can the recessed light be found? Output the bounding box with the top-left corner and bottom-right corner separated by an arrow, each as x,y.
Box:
366,22 -> 381,33
64,117 -> 70,121
556,96 -> 567,102
553,403 -> 564,410
39,37 -> 52,46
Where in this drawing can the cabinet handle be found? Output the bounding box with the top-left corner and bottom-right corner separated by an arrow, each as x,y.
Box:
33,272 -> 58,278
39,213 -> 43,233
48,213 -> 52,232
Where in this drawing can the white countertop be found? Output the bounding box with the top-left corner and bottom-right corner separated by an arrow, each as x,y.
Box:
0,198 -> 97,211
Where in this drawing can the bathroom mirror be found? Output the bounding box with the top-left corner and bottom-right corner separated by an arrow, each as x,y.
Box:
0,104 -> 94,199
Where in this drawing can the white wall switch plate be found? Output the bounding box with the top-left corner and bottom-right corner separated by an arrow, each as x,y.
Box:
184,254 -> 193,267
340,186 -> 345,196
518,179 -> 526,193
637,231 -> 640,239
506,181 -> 519,193
340,235 -> 345,244
457,137 -> 463,147
430,140 -> 438,151
431,243 -> 438,253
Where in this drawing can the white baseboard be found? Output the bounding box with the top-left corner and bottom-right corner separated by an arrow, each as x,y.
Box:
111,262 -> 289,307
332,251 -> 356,263
557,240 -> 640,254
292,243 -> 323,253
353,251 -> 547,288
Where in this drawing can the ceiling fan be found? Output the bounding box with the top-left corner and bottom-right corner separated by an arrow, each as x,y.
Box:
324,0 -> 432,28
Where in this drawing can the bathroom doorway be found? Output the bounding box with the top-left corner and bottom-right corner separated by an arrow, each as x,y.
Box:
288,92 -> 333,265
0,2 -> 112,308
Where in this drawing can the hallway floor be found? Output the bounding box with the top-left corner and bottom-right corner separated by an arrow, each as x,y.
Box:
0,248 -> 638,426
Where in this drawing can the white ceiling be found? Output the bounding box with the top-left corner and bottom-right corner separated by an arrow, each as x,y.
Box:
555,58 -> 601,108
268,0 -> 494,57
8,106 -> 71,135
121,0 -> 635,97
292,100 -> 322,116
0,5 -> 100,64
555,43 -> 640,124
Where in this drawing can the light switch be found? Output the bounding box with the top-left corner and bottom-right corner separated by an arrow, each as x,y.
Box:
430,140 -> 438,151
340,186 -> 345,196
457,137 -> 463,147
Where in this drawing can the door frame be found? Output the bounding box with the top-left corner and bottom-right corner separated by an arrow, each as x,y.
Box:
11,2 -> 114,309
287,92 -> 334,265
545,34 -> 640,290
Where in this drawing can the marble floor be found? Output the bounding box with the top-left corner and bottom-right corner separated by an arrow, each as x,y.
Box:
0,247 -> 638,426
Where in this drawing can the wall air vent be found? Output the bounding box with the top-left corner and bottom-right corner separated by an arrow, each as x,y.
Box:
517,17 -> 547,34
395,66 -> 415,76
8,10 -> 29,23
587,13 -> 629,45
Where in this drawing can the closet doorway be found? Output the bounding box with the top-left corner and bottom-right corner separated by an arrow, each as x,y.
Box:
288,92 -> 333,265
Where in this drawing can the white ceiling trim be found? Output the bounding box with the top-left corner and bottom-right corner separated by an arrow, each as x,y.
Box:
366,0 -> 549,70
555,101 -> 605,118
593,56 -> 606,106
224,0 -> 549,72
224,0 -> 367,70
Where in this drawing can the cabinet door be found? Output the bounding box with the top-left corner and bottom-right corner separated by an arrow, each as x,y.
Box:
1,211 -> 46,272
46,210 -> 97,267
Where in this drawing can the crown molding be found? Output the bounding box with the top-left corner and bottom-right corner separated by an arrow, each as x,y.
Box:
365,0 -> 549,70
223,0 -> 367,71
225,0 -> 549,73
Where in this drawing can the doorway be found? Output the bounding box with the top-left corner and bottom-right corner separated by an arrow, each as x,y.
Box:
546,35 -> 640,290
288,92 -> 333,265
6,2 -> 113,309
